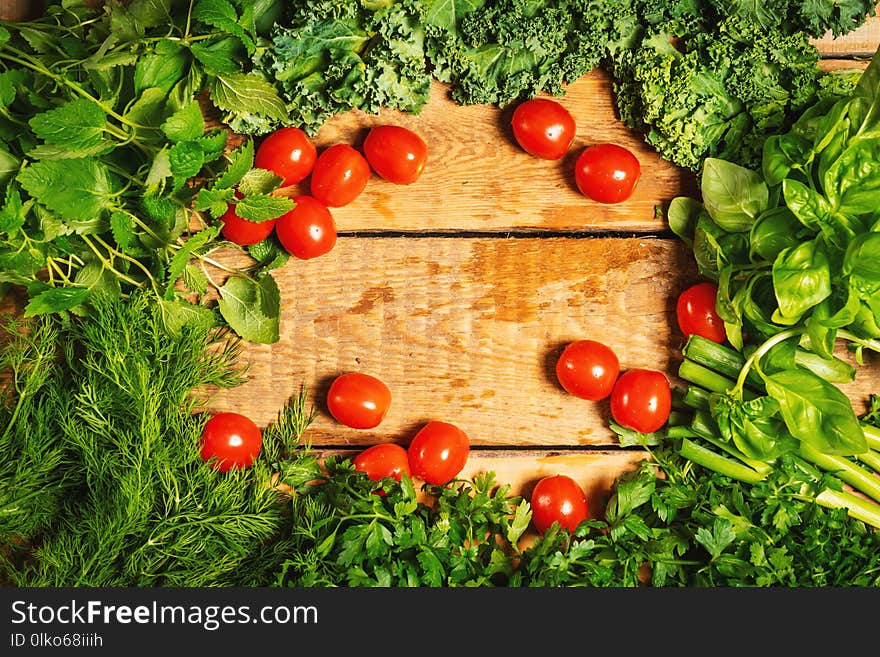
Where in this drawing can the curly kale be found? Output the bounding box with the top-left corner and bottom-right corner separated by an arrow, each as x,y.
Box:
250,0 -> 432,135
423,0 -> 641,107
610,14 -> 826,171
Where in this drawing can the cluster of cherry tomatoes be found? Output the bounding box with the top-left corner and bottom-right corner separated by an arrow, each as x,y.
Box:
528,281 -> 728,536
219,124 -> 429,258
510,97 -> 641,204
326,372 -> 470,488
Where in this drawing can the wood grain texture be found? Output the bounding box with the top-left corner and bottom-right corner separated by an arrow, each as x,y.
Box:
204,237 -> 880,447
276,73 -> 697,234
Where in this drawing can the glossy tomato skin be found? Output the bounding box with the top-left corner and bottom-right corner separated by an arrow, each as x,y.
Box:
407,421 -> 470,485
354,443 -> 410,483
327,372 -> 392,430
275,195 -> 337,260
530,474 -> 588,535
200,412 -> 263,472
363,125 -> 428,185
574,143 -> 641,204
556,339 -> 620,401
677,282 -> 726,344
254,126 -> 317,187
511,98 -> 576,160
310,143 -> 371,207
610,368 -> 672,434
218,201 -> 276,246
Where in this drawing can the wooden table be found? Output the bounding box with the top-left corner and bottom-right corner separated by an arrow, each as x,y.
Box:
196,17 -> 880,515
1,5 -> 879,519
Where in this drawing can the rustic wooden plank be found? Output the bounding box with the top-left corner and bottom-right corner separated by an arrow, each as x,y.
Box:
812,7 -> 880,57
277,74 -> 697,234
204,237 -> 880,446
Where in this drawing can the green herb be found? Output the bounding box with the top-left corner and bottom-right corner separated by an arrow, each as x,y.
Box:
0,291 -> 320,586
0,0 -> 293,343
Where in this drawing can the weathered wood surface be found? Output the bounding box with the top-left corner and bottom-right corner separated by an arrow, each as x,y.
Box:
2,4 -> 880,500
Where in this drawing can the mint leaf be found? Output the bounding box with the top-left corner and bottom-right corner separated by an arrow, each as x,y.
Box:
194,187 -> 235,218
210,72 -> 287,121
193,0 -> 256,54
215,138 -> 254,189
198,129 -> 229,163
235,193 -> 294,222
157,297 -> 216,337
164,225 -> 221,297
129,0 -> 172,28
0,147 -> 20,186
237,168 -> 283,196
161,101 -> 205,143
168,141 -> 205,180
217,273 -> 280,343
190,36 -> 244,75
0,185 -> 26,235
24,286 -> 90,317
17,158 -> 115,222
28,98 -> 107,148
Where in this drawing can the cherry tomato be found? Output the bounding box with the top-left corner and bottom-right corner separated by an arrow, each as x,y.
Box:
254,126 -> 317,187
200,412 -> 262,472
310,143 -> 371,207
555,339 -> 620,401
530,474 -> 588,535
354,443 -> 410,483
326,372 -> 392,430
407,421 -> 470,485
363,125 -> 428,185
610,368 -> 672,434
677,282 -> 727,344
274,195 -> 337,260
574,143 -> 641,204
218,200 -> 276,246
511,98 -> 576,160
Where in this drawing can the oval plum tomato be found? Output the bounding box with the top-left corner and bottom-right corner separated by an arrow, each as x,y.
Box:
310,143 -> 371,207
677,282 -> 726,344
511,98 -> 576,160
407,421 -> 470,485
574,143 -> 641,204
354,443 -> 410,483
326,372 -> 392,430
363,125 -> 428,185
275,195 -> 337,260
530,474 -> 588,535
610,368 -> 672,435
218,200 -> 276,246
200,412 -> 262,472
254,126 -> 317,187
555,339 -> 620,401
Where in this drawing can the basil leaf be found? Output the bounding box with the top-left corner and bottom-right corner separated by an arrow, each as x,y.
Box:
217,273 -> 280,344
771,239 -> 831,322
758,365 -> 867,455
700,158 -> 768,233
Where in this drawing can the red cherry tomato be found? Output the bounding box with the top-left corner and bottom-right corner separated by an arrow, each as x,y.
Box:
363,125 -> 428,185
218,201 -> 276,246
610,368 -> 672,434
200,412 -> 262,472
310,143 -> 371,207
574,143 -> 641,204
677,282 -> 727,344
354,443 -> 410,483
511,98 -> 576,160
407,421 -> 470,485
274,195 -> 337,260
326,372 -> 392,430
555,339 -> 620,401
530,474 -> 588,535
254,126 -> 317,187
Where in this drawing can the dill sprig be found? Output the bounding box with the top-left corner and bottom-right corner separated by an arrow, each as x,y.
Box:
0,291 -> 319,586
